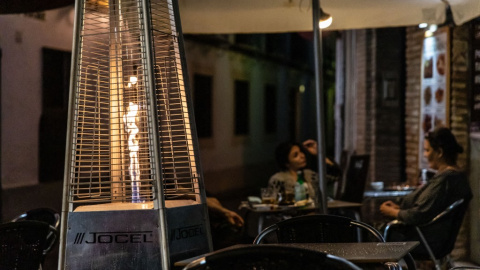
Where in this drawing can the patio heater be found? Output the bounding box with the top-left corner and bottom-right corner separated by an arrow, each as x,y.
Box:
57,0 -> 211,269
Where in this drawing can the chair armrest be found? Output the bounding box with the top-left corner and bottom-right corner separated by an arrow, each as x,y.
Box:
43,225 -> 59,255
383,219 -> 405,240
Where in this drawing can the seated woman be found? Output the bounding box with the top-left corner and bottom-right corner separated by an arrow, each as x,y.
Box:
380,127 -> 472,256
268,142 -> 317,204
302,139 -> 342,198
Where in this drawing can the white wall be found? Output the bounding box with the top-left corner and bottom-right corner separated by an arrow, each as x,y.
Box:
0,6 -> 74,188
184,41 -> 309,178
0,10 -> 313,192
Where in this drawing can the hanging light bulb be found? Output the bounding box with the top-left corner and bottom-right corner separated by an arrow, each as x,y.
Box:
319,8 -> 332,29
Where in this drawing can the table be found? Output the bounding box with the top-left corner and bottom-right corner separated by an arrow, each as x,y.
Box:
275,242 -> 419,263
362,189 -> 415,227
363,190 -> 414,198
174,241 -> 419,268
241,200 -> 363,234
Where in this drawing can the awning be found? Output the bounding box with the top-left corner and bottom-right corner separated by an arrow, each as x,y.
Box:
2,0 -> 478,33
178,0 -> 480,34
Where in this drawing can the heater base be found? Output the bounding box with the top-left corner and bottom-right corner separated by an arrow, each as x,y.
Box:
64,204 -> 210,269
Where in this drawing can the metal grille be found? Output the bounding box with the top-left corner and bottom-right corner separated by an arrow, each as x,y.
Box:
67,0 -> 200,205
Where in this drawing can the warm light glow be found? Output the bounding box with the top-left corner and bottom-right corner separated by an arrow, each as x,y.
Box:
418,23 -> 428,29
424,24 -> 438,38
124,102 -> 141,203
130,76 -> 138,85
299,85 -> 305,93
319,16 -> 332,29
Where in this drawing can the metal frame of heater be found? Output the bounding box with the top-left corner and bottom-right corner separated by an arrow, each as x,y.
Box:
58,0 -> 212,269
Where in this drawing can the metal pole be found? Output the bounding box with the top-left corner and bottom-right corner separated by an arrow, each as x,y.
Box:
58,0 -> 83,268
141,0 -> 170,268
312,0 -> 328,214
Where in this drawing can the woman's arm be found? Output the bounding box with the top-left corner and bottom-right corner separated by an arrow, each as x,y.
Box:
207,197 -> 244,227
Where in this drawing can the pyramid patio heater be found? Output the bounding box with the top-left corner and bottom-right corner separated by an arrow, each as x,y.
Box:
57,0 -> 211,269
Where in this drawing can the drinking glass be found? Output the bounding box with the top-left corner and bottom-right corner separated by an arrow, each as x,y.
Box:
261,188 -> 276,204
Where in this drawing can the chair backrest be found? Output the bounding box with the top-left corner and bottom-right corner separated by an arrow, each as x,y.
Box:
0,220 -> 57,270
11,207 -> 60,255
11,207 -> 60,229
420,198 -> 467,259
254,214 -> 384,244
340,155 -> 370,203
183,245 -> 361,270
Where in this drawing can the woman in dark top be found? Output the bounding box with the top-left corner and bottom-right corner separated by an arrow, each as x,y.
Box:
380,127 -> 472,223
379,127 -> 472,256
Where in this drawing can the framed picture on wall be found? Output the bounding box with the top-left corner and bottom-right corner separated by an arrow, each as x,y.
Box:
418,26 -> 450,169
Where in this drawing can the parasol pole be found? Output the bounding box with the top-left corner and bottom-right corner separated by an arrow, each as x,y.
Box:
312,0 -> 328,214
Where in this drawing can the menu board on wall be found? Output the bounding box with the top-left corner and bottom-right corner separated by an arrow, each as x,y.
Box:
419,27 -> 450,168
471,21 -> 480,139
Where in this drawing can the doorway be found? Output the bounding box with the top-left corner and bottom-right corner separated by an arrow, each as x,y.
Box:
39,48 -> 71,183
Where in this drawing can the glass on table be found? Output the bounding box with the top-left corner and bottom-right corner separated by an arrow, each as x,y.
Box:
260,188 -> 276,204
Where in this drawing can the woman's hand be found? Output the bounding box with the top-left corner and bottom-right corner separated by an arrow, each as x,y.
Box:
223,210 -> 245,227
380,200 -> 400,219
302,139 -> 318,155
207,197 -> 245,227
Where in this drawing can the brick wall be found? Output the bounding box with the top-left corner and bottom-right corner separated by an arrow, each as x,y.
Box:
404,27 -> 424,185
355,29 -> 368,155
354,29 -> 379,182
450,24 -> 471,260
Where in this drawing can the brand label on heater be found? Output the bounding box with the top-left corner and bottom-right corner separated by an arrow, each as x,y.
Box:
171,224 -> 204,240
73,231 -> 154,244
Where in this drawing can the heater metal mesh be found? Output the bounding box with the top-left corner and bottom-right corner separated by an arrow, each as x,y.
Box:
67,0 -> 200,206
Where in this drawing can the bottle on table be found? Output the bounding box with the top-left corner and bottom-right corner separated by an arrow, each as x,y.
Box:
295,170 -> 307,202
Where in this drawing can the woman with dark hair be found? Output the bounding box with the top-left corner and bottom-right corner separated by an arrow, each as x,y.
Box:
268,142 -> 318,203
380,127 -> 472,223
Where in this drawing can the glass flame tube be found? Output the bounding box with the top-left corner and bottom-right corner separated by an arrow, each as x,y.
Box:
124,102 -> 141,203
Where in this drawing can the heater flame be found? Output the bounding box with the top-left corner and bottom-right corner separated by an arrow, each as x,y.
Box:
124,102 -> 141,203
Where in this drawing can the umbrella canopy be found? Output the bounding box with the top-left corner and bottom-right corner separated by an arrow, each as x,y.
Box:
2,0 -> 479,33
178,0 -> 480,34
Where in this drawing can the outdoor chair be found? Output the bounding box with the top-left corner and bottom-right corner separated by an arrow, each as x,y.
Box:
11,207 -> 60,262
11,207 -> 60,229
338,155 -> 370,203
384,199 -> 467,270
183,244 -> 362,270
254,214 -> 416,269
0,220 -> 58,270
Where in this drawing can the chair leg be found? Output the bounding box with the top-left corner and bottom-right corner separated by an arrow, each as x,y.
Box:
384,262 -> 402,269
415,227 -> 441,270
445,255 -> 454,269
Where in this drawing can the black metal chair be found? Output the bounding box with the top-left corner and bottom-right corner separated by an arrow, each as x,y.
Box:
11,207 -> 60,229
11,208 -> 60,265
183,245 -> 362,270
254,214 -> 416,269
384,199 -> 467,270
0,220 -> 58,270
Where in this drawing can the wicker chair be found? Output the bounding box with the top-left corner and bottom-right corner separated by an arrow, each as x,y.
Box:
11,208 -> 60,260
183,245 -> 361,270
0,220 -> 58,270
